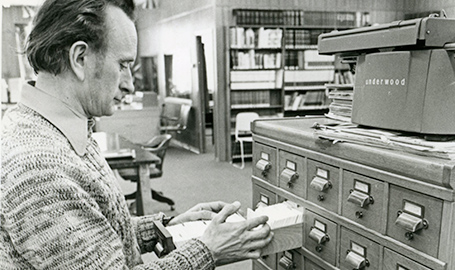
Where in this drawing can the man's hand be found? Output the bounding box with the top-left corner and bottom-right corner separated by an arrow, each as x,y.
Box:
199,201 -> 273,266
167,201 -> 228,226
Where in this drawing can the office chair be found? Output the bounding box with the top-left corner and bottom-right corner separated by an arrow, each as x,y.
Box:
118,134 -> 175,211
160,103 -> 192,134
232,112 -> 259,169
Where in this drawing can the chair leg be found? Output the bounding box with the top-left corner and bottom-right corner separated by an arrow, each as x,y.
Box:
231,141 -> 243,169
239,140 -> 245,169
124,190 -> 175,211
124,192 -> 136,201
151,189 -> 175,211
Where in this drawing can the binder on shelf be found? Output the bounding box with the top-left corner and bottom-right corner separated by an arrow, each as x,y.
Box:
284,70 -> 334,83
303,50 -> 335,70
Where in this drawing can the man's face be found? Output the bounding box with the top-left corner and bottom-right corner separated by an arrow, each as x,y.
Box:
82,5 -> 137,117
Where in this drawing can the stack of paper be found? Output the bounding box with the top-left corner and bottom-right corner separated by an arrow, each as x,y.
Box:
313,122 -> 455,159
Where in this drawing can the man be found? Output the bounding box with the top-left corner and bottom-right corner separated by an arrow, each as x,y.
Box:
0,0 -> 273,269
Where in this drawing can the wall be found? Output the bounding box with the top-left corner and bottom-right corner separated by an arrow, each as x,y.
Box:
2,5 -> 32,80
401,0 -> 455,17
136,1 -> 216,154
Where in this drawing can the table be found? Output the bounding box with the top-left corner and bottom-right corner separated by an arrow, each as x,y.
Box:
93,132 -> 161,216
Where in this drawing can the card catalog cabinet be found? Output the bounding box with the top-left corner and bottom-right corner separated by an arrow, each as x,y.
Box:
251,117 -> 455,270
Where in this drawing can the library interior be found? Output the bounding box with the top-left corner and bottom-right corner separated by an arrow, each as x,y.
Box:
2,0 -> 455,269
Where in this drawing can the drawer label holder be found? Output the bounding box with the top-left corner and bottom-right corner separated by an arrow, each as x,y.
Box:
395,200 -> 429,240
256,159 -> 272,177
348,190 -> 374,208
281,168 -> 299,188
310,176 -> 332,192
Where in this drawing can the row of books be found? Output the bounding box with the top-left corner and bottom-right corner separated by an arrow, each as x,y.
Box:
285,91 -> 329,111
285,50 -> 335,71
231,90 -> 272,108
234,9 -> 370,28
230,27 -> 283,49
230,50 -> 282,70
284,29 -> 325,47
334,70 -> 355,85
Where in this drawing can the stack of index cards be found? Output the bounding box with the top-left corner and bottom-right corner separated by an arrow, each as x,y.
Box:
166,213 -> 246,248
247,201 -> 304,230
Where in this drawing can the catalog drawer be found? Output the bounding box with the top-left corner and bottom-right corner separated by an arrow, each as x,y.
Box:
279,150 -> 306,199
383,248 -> 431,270
341,171 -> 386,233
307,159 -> 340,213
386,185 -> 443,257
340,227 -> 380,270
252,184 -> 277,208
278,250 -> 303,270
304,210 -> 338,266
257,254 -> 276,270
253,143 -> 278,186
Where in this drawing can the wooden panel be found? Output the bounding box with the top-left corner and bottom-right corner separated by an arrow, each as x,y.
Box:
307,159 -> 340,214
304,257 -> 326,270
384,248 -> 431,270
262,224 -> 303,256
253,142 -> 278,186
304,210 -> 338,266
341,170 -> 387,234
253,259 -> 274,270
386,185 -> 443,257
279,150 -> 307,199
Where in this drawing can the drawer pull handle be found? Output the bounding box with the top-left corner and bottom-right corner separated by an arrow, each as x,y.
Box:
278,255 -> 295,270
395,211 -> 429,233
280,168 -> 299,188
348,190 -> 373,208
345,251 -> 369,270
309,227 -> 330,245
310,176 -> 332,192
256,159 -> 271,176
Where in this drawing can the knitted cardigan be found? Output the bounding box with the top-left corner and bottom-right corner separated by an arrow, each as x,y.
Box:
1,104 -> 216,270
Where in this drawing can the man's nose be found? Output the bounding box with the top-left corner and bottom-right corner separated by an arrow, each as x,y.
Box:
120,68 -> 135,94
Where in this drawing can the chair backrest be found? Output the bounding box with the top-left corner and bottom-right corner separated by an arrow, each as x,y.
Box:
235,112 -> 259,139
142,134 -> 172,170
177,103 -> 191,131
160,98 -> 192,133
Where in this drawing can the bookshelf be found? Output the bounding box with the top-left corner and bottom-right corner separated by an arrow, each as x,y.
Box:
228,9 -> 368,161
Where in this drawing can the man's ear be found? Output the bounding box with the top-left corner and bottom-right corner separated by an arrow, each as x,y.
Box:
69,41 -> 89,81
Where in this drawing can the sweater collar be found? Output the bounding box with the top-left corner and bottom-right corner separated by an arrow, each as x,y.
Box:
20,82 -> 89,156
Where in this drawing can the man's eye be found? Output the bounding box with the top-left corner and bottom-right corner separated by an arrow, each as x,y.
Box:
120,63 -> 128,70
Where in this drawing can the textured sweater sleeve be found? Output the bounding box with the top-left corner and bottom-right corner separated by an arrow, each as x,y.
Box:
2,168 -> 132,269
2,154 -> 215,270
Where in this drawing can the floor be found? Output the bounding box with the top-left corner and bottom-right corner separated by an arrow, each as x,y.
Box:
117,136 -> 255,269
